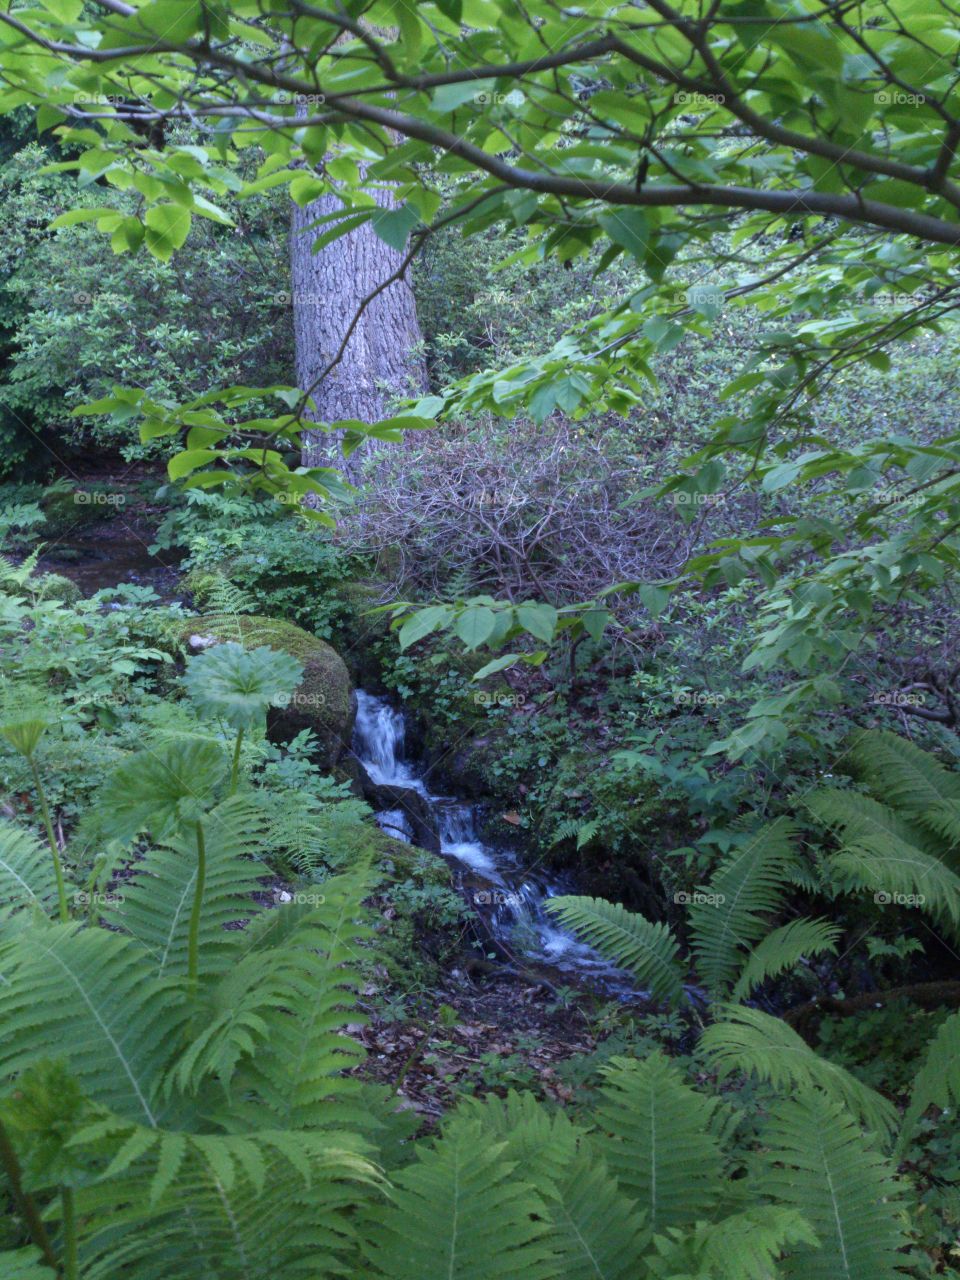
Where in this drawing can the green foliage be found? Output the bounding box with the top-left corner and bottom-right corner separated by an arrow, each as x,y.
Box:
545,895 -> 686,1004
592,1052 -> 730,1233
762,1090 -> 908,1280
365,1119 -> 556,1279
184,641 -> 303,728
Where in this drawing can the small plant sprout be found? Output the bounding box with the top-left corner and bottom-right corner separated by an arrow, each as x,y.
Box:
98,739 -> 227,991
0,713 -> 68,923
184,642 -> 304,793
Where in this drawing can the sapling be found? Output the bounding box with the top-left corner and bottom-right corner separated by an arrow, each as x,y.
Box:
184,641 -> 304,795
0,716 -> 68,922
97,739 -> 227,991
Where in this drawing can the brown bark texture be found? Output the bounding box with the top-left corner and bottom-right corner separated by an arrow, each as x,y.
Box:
290,185 -> 426,479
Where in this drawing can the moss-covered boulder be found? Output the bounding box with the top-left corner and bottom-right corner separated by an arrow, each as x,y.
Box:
326,579 -> 394,684
35,572 -> 81,604
185,614 -> 354,767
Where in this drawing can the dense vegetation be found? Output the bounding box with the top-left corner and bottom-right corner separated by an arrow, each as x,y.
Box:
0,1 -> 959,1277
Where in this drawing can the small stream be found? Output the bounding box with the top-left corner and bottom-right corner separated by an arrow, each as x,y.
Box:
352,691 -> 637,998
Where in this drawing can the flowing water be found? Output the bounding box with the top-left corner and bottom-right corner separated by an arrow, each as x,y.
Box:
352,690 -> 637,997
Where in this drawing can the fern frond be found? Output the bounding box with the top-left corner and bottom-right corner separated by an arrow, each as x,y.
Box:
806,788 -> 936,855
545,896 -> 685,1003
75,1126 -> 377,1279
849,729 -> 960,849
0,1249 -> 51,1279
104,795 -> 269,979
592,1053 -> 731,1233
763,1089 -> 908,1280
364,1119 -> 556,1280
547,1149 -> 649,1280
807,785 -> 960,931
0,923 -> 186,1125
898,1009 -> 960,1152
0,546 -> 41,591
0,817 -> 67,917
236,873 -> 379,1129
731,917 -> 842,1000
444,1090 -> 649,1278
648,1205 -> 817,1280
702,1006 -> 897,1138
689,817 -> 799,993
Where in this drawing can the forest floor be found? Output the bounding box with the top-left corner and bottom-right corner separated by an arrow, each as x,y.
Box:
353,969 -> 607,1120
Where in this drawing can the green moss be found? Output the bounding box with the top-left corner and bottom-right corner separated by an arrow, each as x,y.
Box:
186,613 -> 354,765
34,572 -> 81,604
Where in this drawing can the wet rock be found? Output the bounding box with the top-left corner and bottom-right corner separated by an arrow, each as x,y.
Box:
185,614 -> 354,768
365,781 -> 439,853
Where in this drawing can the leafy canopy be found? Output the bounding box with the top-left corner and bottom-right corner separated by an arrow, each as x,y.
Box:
1,0 -> 954,750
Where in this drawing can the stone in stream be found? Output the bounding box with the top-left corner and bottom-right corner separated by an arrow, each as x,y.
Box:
185,614 -> 354,768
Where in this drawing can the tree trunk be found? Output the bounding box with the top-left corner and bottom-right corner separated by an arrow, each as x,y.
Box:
290,188 -> 426,480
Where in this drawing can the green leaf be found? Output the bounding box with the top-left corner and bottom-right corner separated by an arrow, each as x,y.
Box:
599,209 -> 650,259
144,204 -> 192,261
515,603 -> 557,643
454,606 -> 496,649
371,203 -> 419,252
397,605 -> 453,651
637,584 -> 670,617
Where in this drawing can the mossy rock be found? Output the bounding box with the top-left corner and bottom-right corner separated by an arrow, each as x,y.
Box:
327,580 -> 394,682
186,614 -> 354,767
34,572 -> 81,604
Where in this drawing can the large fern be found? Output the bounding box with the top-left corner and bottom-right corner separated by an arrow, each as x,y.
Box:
591,1052 -> 733,1233
897,1008 -> 960,1152
762,1089 -> 908,1280
544,896 -> 685,1002
363,1119 -> 557,1279
731,917 -> 841,1000
646,1206 -> 817,1280
0,922 -> 186,1125
0,816 -> 67,918
848,728 -> 960,851
808,785 -> 960,932
688,817 -> 799,993
103,794 -> 270,979
445,1091 -> 649,1279
702,1005 -> 898,1138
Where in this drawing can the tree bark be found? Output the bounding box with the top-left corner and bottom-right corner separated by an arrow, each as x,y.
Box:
290,187 -> 426,480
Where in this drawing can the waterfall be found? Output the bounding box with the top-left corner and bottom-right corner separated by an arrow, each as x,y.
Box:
351,689 -> 636,996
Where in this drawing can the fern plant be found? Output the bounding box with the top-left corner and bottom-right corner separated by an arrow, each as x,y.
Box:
547,818 -> 840,1004
0,696 -> 951,1277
